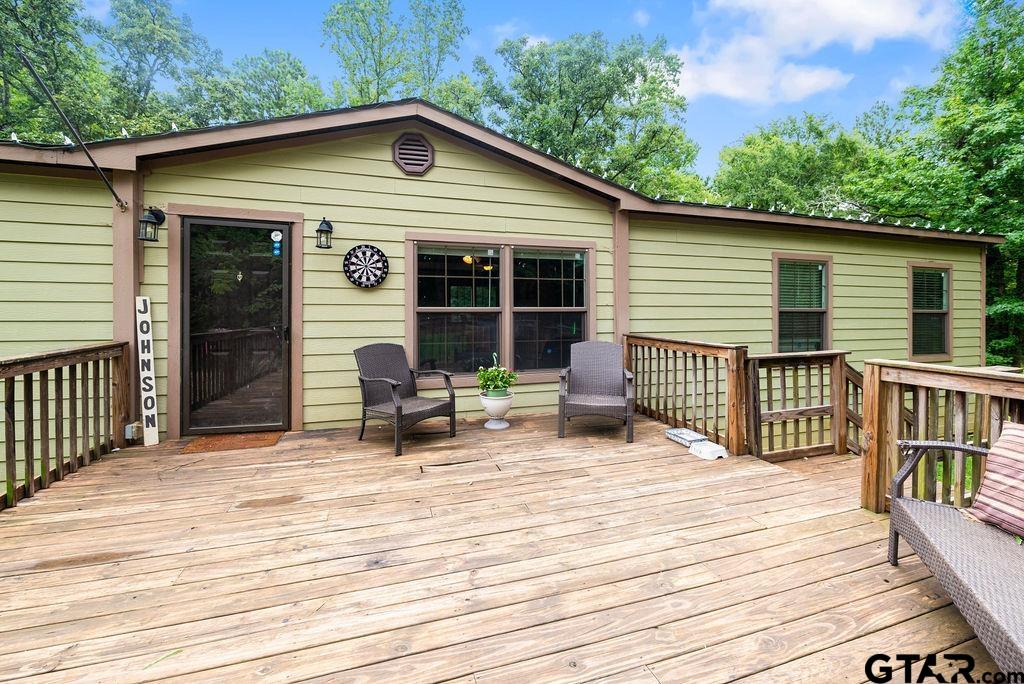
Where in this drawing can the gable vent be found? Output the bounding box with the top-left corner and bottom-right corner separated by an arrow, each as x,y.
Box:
392,133 -> 434,175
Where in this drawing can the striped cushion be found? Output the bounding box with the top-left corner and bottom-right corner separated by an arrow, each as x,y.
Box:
969,421 -> 1024,538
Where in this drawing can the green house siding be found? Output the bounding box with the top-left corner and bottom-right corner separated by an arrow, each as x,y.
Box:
629,219 -> 984,366
0,171 -> 114,475
142,129 -> 615,432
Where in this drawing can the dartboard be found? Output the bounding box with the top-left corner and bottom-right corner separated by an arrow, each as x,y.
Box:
343,244 -> 389,288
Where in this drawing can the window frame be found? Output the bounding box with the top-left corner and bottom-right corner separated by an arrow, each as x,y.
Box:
772,252 -> 833,353
406,232 -> 598,388
908,261 -> 954,363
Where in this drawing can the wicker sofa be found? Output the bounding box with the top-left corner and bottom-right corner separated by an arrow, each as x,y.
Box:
889,440 -> 1024,673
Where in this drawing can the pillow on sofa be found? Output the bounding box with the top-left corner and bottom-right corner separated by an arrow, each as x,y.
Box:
968,421 -> 1024,538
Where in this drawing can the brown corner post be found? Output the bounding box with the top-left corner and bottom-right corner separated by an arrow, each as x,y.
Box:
830,352 -> 849,455
726,346 -> 749,455
111,343 -> 131,449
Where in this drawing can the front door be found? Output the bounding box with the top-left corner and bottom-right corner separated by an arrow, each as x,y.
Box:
182,218 -> 290,434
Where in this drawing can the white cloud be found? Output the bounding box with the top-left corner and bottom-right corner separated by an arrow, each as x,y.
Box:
675,0 -> 959,104
523,34 -> 551,47
632,9 -> 651,27
491,20 -> 522,42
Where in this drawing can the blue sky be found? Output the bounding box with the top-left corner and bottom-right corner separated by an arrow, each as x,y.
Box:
89,0 -> 964,177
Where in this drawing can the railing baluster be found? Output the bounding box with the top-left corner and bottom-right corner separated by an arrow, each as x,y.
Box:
54,366 -> 64,480
81,361 -> 91,466
68,364 -> 78,473
766,366 -> 775,453
92,359 -> 101,459
23,372 -> 35,498
713,356 -> 720,443
4,377 -> 15,508
942,389 -> 953,505
103,357 -> 111,451
681,352 -> 688,428
39,369 -> 50,489
952,391 -> 967,508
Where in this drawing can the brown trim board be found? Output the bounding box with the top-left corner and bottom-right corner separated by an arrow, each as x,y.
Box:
164,203 -> 304,438
405,231 -> 598,389
771,252 -> 834,353
907,260 -> 955,364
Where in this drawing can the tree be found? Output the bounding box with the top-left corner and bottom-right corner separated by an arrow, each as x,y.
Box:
1,0 -> 114,142
713,114 -> 869,214
407,0 -> 467,100
322,0 -> 406,106
180,49 -> 327,125
321,0 -> 468,107
87,0 -> 219,131
845,0 -> 1024,364
474,33 -> 707,199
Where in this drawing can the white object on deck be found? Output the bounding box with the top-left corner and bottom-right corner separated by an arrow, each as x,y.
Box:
665,427 -> 708,447
689,440 -> 728,460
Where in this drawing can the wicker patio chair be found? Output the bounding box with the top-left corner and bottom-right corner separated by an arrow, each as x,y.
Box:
889,440 -> 1024,673
354,343 -> 456,456
558,341 -> 634,443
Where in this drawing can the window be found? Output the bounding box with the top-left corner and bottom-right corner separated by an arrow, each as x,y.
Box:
415,244 -> 500,373
775,256 -> 830,352
412,239 -> 593,377
513,248 -> 587,370
910,265 -> 951,360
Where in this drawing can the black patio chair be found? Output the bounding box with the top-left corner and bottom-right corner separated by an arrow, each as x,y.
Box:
354,343 -> 456,456
559,341 -> 634,443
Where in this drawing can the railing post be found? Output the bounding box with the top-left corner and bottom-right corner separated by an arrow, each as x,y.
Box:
726,346 -> 748,455
860,362 -> 902,512
830,353 -> 848,455
861,362 -> 885,511
112,346 -> 131,449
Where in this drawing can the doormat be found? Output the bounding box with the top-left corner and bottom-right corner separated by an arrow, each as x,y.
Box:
181,431 -> 284,454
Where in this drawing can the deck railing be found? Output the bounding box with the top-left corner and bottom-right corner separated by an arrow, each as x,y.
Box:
860,360 -> 1024,512
0,342 -> 131,510
189,328 -> 280,410
845,364 -> 864,455
624,334 -> 748,455
744,350 -> 849,462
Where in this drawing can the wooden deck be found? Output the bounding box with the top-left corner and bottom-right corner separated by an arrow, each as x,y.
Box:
0,414 -> 996,682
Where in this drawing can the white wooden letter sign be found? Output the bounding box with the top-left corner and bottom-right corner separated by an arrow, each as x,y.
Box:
135,296 -> 159,446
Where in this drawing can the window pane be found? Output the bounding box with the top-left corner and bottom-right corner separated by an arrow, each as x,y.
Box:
417,244 -> 500,309
513,248 -> 586,308
513,312 -> 585,370
778,311 -> 824,352
913,269 -> 947,311
778,261 -> 825,309
417,312 -> 499,373
913,312 -> 948,356
417,276 -> 445,307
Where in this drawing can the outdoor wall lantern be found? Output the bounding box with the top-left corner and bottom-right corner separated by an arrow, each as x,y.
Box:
316,217 -> 334,249
137,207 -> 165,242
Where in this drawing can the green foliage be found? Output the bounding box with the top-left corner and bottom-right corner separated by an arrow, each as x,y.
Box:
474,33 -> 703,199
714,113 -> 868,214
477,354 -> 518,393
322,0 -> 467,106
87,0 -> 217,129
1,0 -> 115,142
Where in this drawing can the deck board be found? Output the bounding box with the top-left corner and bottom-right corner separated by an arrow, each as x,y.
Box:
0,414 -> 990,682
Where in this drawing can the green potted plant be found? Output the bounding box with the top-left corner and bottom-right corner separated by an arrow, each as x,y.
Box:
477,353 -> 518,429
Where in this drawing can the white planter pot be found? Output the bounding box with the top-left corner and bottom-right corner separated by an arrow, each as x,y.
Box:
479,391 -> 514,430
